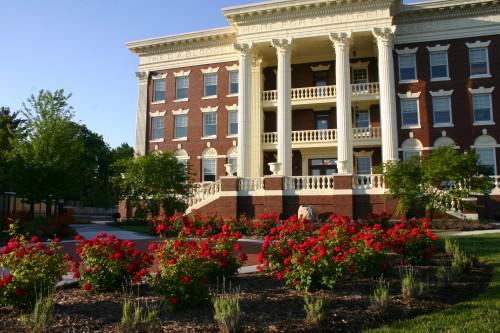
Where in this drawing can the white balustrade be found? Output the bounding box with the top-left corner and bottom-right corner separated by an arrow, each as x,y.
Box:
353,174 -> 384,189
291,129 -> 337,143
238,177 -> 264,191
291,85 -> 336,100
262,132 -> 278,144
262,83 -> 379,102
284,176 -> 334,191
187,180 -> 221,208
262,90 -> 278,102
491,176 -> 500,189
351,82 -> 380,95
263,127 -> 380,145
352,127 -> 381,140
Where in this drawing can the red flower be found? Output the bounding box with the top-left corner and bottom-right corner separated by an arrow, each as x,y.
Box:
30,236 -> 40,243
82,282 -> 92,291
238,253 -> 248,261
169,297 -> 177,305
233,243 -> 242,252
15,287 -> 25,297
75,235 -> 83,241
276,272 -> 283,281
181,275 -> 192,285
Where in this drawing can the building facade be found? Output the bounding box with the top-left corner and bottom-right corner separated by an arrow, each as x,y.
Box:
127,0 -> 500,218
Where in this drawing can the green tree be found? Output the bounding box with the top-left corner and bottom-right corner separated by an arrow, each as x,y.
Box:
114,152 -> 191,216
0,107 -> 25,191
8,90 -> 84,216
382,146 -> 495,219
111,143 -> 134,161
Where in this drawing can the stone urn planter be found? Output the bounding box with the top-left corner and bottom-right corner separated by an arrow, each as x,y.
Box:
298,205 -> 316,222
268,162 -> 282,176
224,163 -> 236,176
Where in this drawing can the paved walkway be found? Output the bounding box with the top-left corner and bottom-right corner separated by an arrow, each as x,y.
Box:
436,228 -> 500,237
71,223 -> 157,241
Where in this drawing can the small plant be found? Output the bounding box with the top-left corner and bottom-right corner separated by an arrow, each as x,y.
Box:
444,239 -> 457,256
121,295 -> 159,333
400,266 -> 421,300
451,245 -> 473,274
303,294 -> 325,326
370,277 -> 390,314
212,284 -> 241,333
20,288 -> 55,333
436,265 -> 453,287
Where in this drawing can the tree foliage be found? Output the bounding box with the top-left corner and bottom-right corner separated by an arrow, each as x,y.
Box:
114,152 -> 191,216
0,107 -> 25,191
382,146 -> 495,219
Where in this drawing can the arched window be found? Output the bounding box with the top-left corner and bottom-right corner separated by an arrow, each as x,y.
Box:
474,135 -> 497,174
174,149 -> 189,168
433,136 -> 455,148
201,148 -> 217,182
226,147 -> 238,175
401,138 -> 423,161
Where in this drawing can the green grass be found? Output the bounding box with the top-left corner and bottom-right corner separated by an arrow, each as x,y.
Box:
366,233 -> 500,333
109,223 -> 152,235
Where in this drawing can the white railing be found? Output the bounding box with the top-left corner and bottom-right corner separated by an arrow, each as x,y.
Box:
491,176 -> 500,190
262,83 -> 379,102
187,180 -> 221,208
353,174 -> 384,190
238,177 -> 264,191
351,82 -> 380,95
262,127 -> 381,145
284,176 -> 334,191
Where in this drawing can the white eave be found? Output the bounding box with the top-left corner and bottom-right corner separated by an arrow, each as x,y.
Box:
399,0 -> 499,16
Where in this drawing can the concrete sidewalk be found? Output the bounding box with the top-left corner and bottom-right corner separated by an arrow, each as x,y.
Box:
72,223 -> 157,241
437,228 -> 500,237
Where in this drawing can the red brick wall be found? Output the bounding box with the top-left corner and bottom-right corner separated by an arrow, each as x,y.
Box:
395,34 -> 500,168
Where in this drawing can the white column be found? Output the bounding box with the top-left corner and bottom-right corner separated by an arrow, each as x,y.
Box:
271,38 -> 293,176
250,56 -> 264,177
234,43 -> 252,177
373,26 -> 399,164
134,71 -> 149,156
330,32 -> 353,174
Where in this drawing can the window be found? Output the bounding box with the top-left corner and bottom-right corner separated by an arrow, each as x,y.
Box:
309,158 -> 337,176
314,112 -> 329,130
151,116 -> 164,140
204,73 -> 217,97
228,110 -> 238,136
403,150 -> 421,161
476,148 -> 496,174
313,71 -> 329,87
473,94 -> 493,123
430,52 -> 449,80
152,79 -> 165,102
203,112 -> 217,137
355,110 -> 370,128
174,115 -> 187,139
469,48 -> 489,77
228,71 -> 238,95
399,54 -> 417,81
400,99 -> 419,127
202,159 -> 216,182
352,68 -> 368,84
432,96 -> 452,126
355,156 -> 372,174
175,76 -> 189,100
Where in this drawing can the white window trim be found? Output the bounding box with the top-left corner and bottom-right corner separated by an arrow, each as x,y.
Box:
466,40 -> 491,49
429,89 -> 454,97
174,98 -> 189,103
475,147 -> 498,175
354,109 -> 371,128
396,47 -> 419,55
201,106 -> 219,113
227,70 -> 239,97
469,87 -> 495,126
467,41 -> 491,79
428,50 -> 450,81
202,96 -> 218,100
173,70 -> 191,77
426,44 -> 450,52
399,93 -> 421,129
201,158 -> 217,183
173,113 -> 188,141
227,109 -> 238,138
398,91 -> 422,99
310,64 -> 331,72
172,108 -> 189,115
201,66 -> 220,74
149,138 -> 165,143
201,135 -> 217,140
355,155 -> 372,175
203,72 -> 218,98
149,110 -> 166,117
152,76 -> 167,104
469,86 -> 495,94
151,100 -> 165,105
151,73 -> 167,79
226,104 -> 238,111
350,61 -> 369,70
396,48 -> 418,84
430,93 -> 454,128
225,64 -> 239,71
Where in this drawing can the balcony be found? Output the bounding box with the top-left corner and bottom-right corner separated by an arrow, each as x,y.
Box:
262,82 -> 380,107
262,127 -> 381,149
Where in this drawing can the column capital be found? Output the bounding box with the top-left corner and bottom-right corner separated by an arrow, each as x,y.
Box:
329,32 -> 351,50
251,56 -> 264,69
135,71 -> 149,82
271,38 -> 293,54
372,26 -> 396,48
234,42 -> 253,56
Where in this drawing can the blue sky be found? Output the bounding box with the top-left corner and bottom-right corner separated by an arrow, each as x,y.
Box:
0,0 -> 420,148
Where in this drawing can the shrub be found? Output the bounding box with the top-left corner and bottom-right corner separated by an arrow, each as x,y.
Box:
2,211 -> 75,240
400,266 -> 425,300
370,276 -> 390,314
352,223 -> 389,277
20,288 -> 55,333
73,233 -> 152,291
303,294 -> 325,326
0,236 -> 69,308
121,295 -> 159,333
212,286 -> 241,333
252,213 -> 281,236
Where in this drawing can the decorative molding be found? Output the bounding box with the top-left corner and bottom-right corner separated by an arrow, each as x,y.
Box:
226,104 -> 238,111
173,70 -> 191,77
353,150 -> 374,157
172,108 -> 189,115
350,61 -> 369,69
398,91 -> 421,99
234,42 -> 253,57
226,64 -> 239,71
149,111 -> 166,117
429,89 -> 454,97
271,38 -> 293,53
151,73 -> 167,79
135,71 -> 149,81
310,64 -> 331,72
201,106 -> 219,113
395,47 -> 418,55
469,86 -> 495,94
466,40 -> 491,48
201,66 -> 220,74
329,32 -> 351,49
427,44 -> 450,52
372,26 -> 396,48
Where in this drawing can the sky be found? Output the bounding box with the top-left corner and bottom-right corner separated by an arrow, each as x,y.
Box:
0,0 -> 421,148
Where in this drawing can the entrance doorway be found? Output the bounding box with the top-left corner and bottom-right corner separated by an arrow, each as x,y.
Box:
308,158 -> 337,176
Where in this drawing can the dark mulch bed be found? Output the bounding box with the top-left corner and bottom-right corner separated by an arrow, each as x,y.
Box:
0,256 -> 493,333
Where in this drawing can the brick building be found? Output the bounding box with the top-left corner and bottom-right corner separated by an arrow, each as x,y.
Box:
127,0 -> 500,218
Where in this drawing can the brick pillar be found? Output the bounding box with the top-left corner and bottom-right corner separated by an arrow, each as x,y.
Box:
333,175 -> 354,218
259,176 -> 285,215
218,177 -> 239,218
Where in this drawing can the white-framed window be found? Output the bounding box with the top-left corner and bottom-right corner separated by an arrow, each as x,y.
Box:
403,150 -> 421,161
352,68 -> 368,84
203,112 -> 217,137
429,51 -> 449,80
355,156 -> 372,174
401,138 -> 423,161
152,78 -> 165,102
227,146 -> 238,176
175,76 -> 189,100
228,110 -> 238,136
397,50 -> 417,82
355,109 -> 370,128
466,40 -> 491,79
400,99 -> 420,128
432,96 -> 452,126
174,149 -> 189,170
473,94 -> 493,124
228,71 -> 239,95
202,158 -> 216,182
204,73 -> 217,97
151,116 -> 164,140
174,114 -> 187,139
476,148 -> 496,174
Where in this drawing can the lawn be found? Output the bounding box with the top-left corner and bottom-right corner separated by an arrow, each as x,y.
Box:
368,233 -> 500,333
